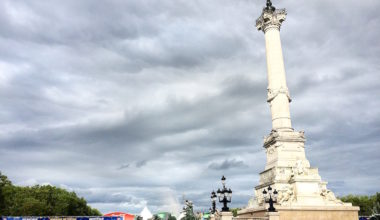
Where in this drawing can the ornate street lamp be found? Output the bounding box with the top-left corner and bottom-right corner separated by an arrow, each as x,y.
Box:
211,191 -> 217,213
217,176 -> 232,212
262,185 -> 278,212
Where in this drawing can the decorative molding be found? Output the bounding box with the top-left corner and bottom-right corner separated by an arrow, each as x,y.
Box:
256,9 -> 287,33
263,130 -> 306,148
267,86 -> 292,103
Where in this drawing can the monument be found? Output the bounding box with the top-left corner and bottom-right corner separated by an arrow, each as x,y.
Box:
237,1 -> 360,219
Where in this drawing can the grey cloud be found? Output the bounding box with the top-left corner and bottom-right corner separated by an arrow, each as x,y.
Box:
0,0 -> 251,76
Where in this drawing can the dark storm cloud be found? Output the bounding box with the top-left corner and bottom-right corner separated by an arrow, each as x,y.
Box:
208,159 -> 248,170
0,0 -> 379,214
118,164 -> 130,170
135,160 -> 147,168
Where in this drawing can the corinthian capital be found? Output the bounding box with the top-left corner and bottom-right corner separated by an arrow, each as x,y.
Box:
256,9 -> 287,33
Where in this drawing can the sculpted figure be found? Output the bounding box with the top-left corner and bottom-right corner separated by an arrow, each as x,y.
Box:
278,186 -> 294,205
291,160 -> 308,177
257,192 -> 265,206
320,188 -> 343,204
247,196 -> 260,208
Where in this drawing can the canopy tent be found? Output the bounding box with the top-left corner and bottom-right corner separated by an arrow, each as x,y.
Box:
139,207 -> 153,220
104,212 -> 134,220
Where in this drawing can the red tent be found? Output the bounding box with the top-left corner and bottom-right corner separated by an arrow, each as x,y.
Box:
104,212 -> 135,220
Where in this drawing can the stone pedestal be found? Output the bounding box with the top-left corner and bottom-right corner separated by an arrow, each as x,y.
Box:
216,212 -> 233,220
238,206 -> 359,220
249,129 -> 353,209
240,114 -> 360,219
266,212 -> 280,220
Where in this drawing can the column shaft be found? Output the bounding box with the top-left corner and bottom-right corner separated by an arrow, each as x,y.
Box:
264,28 -> 292,130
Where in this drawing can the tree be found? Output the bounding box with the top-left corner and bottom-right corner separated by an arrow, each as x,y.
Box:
0,172 -> 13,215
340,193 -> 380,216
0,171 -> 101,216
168,215 -> 177,220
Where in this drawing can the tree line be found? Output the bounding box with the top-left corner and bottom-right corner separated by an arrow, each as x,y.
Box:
0,172 -> 101,216
340,193 -> 380,217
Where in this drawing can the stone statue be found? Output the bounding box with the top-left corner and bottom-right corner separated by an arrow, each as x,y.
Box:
319,183 -> 344,205
180,200 -> 196,220
320,188 -> 344,204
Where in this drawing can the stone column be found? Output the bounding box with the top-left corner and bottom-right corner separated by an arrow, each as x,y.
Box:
256,8 -> 292,131
236,2 -> 360,219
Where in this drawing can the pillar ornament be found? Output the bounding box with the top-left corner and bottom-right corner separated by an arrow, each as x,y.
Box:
256,8 -> 287,33
267,87 -> 292,103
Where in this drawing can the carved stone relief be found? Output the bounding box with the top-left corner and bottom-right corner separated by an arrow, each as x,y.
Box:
291,160 -> 309,178
260,169 -> 275,184
277,185 -> 296,206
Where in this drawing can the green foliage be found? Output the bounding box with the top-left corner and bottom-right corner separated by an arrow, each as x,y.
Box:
340,193 -> 380,216
168,215 -> 177,220
0,171 -> 101,216
152,215 -> 161,220
0,172 -> 12,213
230,208 -> 241,217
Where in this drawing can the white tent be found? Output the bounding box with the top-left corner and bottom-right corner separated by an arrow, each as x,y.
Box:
140,206 -> 153,220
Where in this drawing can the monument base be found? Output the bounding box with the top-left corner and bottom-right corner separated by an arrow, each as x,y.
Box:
215,212 -> 233,220
237,206 -> 359,220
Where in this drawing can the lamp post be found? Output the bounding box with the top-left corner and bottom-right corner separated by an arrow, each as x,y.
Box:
217,176 -> 232,212
211,191 -> 217,213
262,186 -> 278,212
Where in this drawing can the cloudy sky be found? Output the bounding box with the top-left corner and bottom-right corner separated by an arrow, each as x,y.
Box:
0,0 -> 380,215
